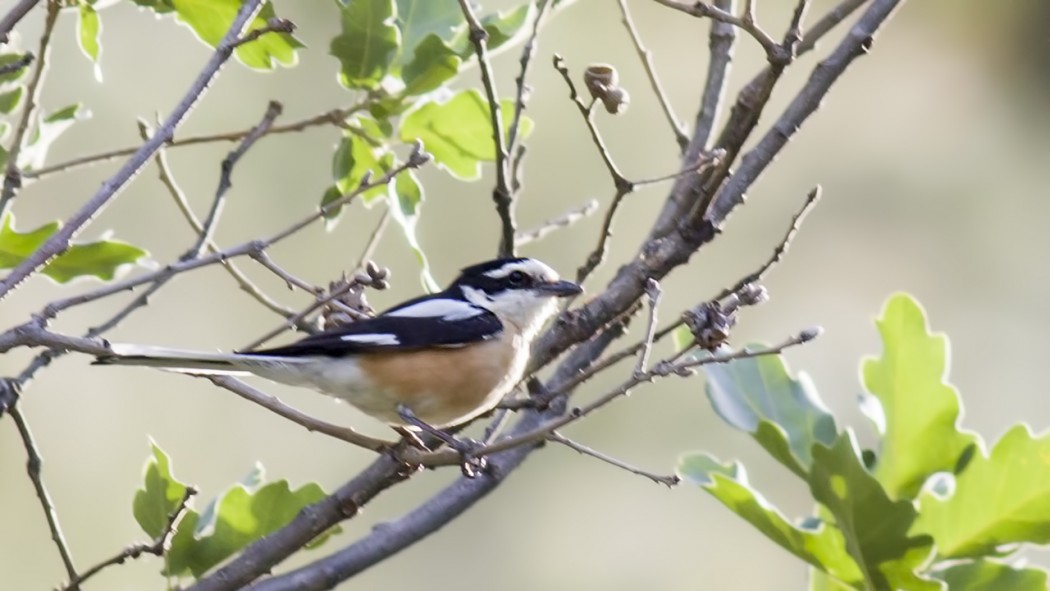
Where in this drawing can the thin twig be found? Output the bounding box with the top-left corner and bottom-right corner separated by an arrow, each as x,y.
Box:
549,431 -> 679,487
634,148 -> 725,187
800,0 -> 865,54
706,0 -> 902,224
714,185 -> 821,300
33,145 -> 428,321
651,0 -> 786,63
61,487 -> 197,591
0,0 -> 269,301
633,279 -> 662,376
355,207 -> 391,270
786,0 -> 811,50
25,104 -> 366,181
650,0 -> 736,238
229,17 -> 295,50
507,0 -> 552,154
0,0 -> 58,218
553,54 -> 636,283
251,250 -> 320,294
10,104 -> 296,383
9,405 -> 78,583
514,199 -> 598,246
136,119 -> 300,322
553,54 -> 631,192
461,330 -> 818,463
0,51 -> 32,76
0,0 -> 40,45
577,186 -> 629,284
617,0 -> 688,150
456,0 -> 514,257
207,376 -> 390,452
193,100 -> 284,255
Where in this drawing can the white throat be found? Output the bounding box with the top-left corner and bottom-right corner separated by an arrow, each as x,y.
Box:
460,285 -> 559,339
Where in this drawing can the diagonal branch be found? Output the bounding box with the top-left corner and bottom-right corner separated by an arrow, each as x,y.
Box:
0,0 -> 41,44
60,487 -> 197,591
617,0 -> 688,150
651,0 -> 736,237
0,0 -> 59,218
0,0 -> 270,302
9,403 -> 79,584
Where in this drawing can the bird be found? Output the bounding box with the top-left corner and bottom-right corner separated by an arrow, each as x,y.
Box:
94,257 -> 582,451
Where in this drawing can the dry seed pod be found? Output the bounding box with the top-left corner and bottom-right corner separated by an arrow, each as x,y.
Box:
583,64 -> 629,115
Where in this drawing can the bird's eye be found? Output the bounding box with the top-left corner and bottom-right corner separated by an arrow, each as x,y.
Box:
507,270 -> 529,286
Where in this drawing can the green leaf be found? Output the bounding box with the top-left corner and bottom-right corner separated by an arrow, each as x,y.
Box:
401,34 -> 461,95
167,478 -> 337,578
45,235 -> 149,283
129,0 -> 176,14
702,352 -> 837,476
396,0 -> 461,54
77,1 -> 102,65
326,132 -> 390,220
450,3 -> 533,56
21,104 -> 88,171
809,432 -> 937,591
398,90 -> 532,179
863,293 -> 978,499
172,0 -> 302,70
671,325 -> 693,352
678,453 -> 864,586
0,212 -> 148,283
933,560 -> 1048,590
330,0 -> 400,90
133,443 -> 190,539
0,87 -> 23,114
0,53 -> 31,83
808,567 -> 859,591
388,169 -> 438,291
913,424 -> 1050,558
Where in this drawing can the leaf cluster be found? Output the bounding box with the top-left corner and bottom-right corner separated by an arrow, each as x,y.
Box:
679,294 -> 1050,590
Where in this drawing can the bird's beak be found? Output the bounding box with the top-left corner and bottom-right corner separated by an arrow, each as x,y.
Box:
536,279 -> 583,297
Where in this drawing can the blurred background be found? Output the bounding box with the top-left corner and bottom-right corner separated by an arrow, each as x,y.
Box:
2,0 -> 1049,588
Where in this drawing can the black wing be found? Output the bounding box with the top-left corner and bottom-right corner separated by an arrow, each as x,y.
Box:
240,300 -> 502,358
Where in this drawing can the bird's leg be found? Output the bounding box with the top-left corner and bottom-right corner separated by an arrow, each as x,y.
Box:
396,404 -> 487,478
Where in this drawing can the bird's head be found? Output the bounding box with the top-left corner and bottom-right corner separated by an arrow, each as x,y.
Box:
450,257 -> 582,336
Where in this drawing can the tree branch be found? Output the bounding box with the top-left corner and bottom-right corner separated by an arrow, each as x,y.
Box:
617,0 -> 688,150
207,376 -> 390,453
706,0 -> 902,224
548,431 -> 679,487
0,0 -> 40,45
456,0 -> 515,257
240,322 -> 630,591
0,0 -> 270,302
0,0 -> 58,218
9,404 -> 79,584
25,104 -> 367,181
651,0 -> 736,237
60,487 -> 197,591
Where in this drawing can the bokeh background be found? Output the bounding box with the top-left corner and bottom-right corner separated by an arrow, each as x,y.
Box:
3,0 -> 1050,588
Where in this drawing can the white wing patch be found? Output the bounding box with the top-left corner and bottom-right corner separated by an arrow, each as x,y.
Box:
340,333 -> 400,345
386,298 -> 484,320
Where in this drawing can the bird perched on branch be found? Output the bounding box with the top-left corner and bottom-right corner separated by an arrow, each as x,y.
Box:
95,257 -> 581,455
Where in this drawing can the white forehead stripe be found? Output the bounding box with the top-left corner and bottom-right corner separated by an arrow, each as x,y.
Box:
341,333 -> 400,345
387,298 -> 484,320
483,259 -> 559,281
